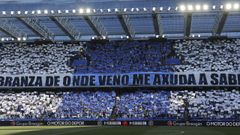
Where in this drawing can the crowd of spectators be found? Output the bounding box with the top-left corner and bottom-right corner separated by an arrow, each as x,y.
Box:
0,43 -> 81,75
174,39 -> 240,72
55,91 -> 115,119
0,39 -> 240,74
0,89 -> 239,121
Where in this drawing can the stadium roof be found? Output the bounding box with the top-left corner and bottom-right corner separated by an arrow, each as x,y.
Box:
0,0 -> 240,42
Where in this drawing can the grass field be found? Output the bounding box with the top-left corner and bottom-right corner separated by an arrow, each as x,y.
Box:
0,126 -> 240,135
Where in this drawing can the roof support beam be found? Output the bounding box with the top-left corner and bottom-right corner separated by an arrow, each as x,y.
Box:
0,19 -> 26,39
83,16 -> 107,37
117,13 -> 134,39
152,12 -> 163,36
18,17 -> 54,41
212,12 -> 228,36
50,17 -> 80,41
184,13 -> 192,38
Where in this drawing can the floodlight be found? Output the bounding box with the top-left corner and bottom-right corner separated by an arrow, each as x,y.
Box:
17,37 -> 21,41
160,7 -> 163,11
17,11 -> 21,14
162,35 -> 165,38
37,10 -> 41,14
23,37 -> 27,41
192,34 -> 195,37
115,8 -> 118,12
198,34 -> 201,37
180,5 -> 186,11
233,3 -> 239,10
187,5 -> 193,11
220,5 -> 224,9
86,8 -> 91,13
152,7 -> 156,11
51,10 -> 55,14
58,10 -> 62,13
123,8 -> 127,12
143,7 -> 147,11
65,10 -> 69,13
156,35 -> 159,38
10,11 -> 14,15
72,9 -> 76,13
79,8 -> 84,14
1,38 -> 4,41
168,7 -> 171,11
226,3 -> 232,10
24,11 -> 28,14
44,10 -> 48,14
203,4 -> 209,10
212,5 -> 216,9
32,10 -> 35,14
195,4 -> 201,11
2,11 -> 6,15
126,36 -> 129,39
136,8 -> 139,11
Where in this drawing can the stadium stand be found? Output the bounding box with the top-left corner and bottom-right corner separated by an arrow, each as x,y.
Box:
174,39 -> 240,72
1,89 -> 240,121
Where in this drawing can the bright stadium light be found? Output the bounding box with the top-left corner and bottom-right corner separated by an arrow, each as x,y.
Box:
195,4 -> 201,11
17,11 -> 21,14
115,8 -> 119,12
212,5 -> 216,9
17,37 -> 21,41
152,7 -> 156,11
143,7 -> 147,11
2,11 -> 6,15
226,3 -> 232,10
107,8 -> 111,12
168,7 -> 171,10
203,4 -> 209,11
72,9 -> 76,13
220,5 -> 224,9
58,10 -> 62,14
160,7 -> 163,11
86,8 -> 91,13
24,11 -> 28,14
37,10 -> 41,14
51,10 -> 55,14
156,35 -> 160,38
44,10 -> 48,14
180,5 -> 186,11
136,8 -> 140,11
10,11 -> 14,15
32,10 -> 35,14
233,3 -> 240,10
1,38 -> 4,41
131,8 -> 134,12
162,35 -> 165,38
198,34 -> 201,37
23,37 -> 27,41
79,8 -> 84,14
126,36 -> 129,39
102,36 -> 106,39
124,8 -> 127,12
65,10 -> 69,13
187,5 -> 193,11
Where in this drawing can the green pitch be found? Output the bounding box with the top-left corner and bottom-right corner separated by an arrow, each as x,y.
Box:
0,126 -> 240,135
